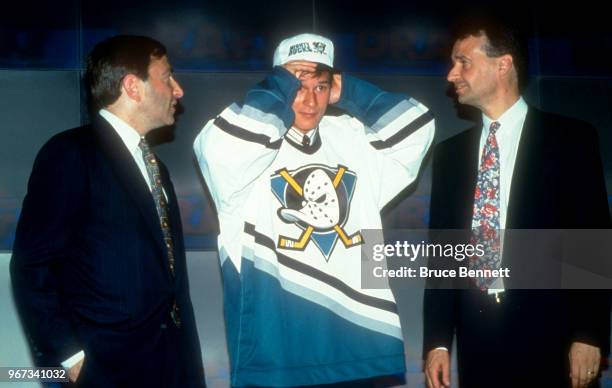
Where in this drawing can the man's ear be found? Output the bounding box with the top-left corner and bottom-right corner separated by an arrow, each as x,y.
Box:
121,74 -> 143,102
497,55 -> 514,77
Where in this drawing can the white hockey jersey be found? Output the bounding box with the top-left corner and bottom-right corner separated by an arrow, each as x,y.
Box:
194,67 -> 434,386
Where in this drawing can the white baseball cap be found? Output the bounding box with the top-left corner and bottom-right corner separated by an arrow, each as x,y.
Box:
273,33 -> 334,68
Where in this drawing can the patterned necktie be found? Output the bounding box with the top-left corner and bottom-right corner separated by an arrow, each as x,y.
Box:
470,121 -> 501,290
138,138 -> 175,277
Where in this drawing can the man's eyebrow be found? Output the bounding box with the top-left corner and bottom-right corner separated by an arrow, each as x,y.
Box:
452,54 -> 470,62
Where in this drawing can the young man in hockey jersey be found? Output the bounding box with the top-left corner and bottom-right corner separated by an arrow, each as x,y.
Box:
194,33 -> 435,387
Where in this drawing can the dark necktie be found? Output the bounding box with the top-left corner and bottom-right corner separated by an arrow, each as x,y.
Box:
138,138 -> 175,276
138,138 -> 181,327
302,134 -> 310,147
469,121 -> 501,290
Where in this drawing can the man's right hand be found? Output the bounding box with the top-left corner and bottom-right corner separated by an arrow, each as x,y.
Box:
425,348 -> 450,388
67,358 -> 84,383
282,61 -> 318,80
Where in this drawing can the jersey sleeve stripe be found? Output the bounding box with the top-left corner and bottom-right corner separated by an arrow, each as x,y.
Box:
214,116 -> 282,149
369,111 -> 434,150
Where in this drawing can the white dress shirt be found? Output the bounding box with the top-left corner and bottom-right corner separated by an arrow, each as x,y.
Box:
99,109 -> 154,191
285,126 -> 318,145
61,109 -> 164,369
478,97 -> 528,293
478,97 -> 528,230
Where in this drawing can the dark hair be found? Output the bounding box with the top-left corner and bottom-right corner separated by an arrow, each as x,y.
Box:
314,63 -> 336,82
452,16 -> 528,91
85,35 -> 167,109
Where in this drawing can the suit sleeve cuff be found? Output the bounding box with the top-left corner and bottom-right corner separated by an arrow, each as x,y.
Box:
61,350 -> 84,369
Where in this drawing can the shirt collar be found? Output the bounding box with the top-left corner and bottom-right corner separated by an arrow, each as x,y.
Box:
98,109 -> 143,154
482,97 -> 528,134
286,126 -> 318,146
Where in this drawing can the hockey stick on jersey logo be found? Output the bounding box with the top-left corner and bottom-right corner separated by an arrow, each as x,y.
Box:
271,164 -> 363,258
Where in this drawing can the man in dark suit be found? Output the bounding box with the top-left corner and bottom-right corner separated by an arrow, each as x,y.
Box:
423,19 -> 611,388
10,35 -> 206,387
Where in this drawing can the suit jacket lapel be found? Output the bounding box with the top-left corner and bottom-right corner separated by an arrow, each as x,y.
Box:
457,127 -> 481,229
159,162 -> 185,277
91,117 -> 168,261
506,107 -> 540,229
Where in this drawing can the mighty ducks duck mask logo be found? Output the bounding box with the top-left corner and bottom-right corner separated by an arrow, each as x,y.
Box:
271,164 -> 363,260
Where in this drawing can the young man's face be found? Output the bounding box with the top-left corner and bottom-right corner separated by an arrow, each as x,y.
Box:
447,34 -> 498,110
140,55 -> 184,129
291,70 -> 331,133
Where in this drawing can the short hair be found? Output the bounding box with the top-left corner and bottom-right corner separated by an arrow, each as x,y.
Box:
314,63 -> 336,82
85,35 -> 167,109
452,16 -> 528,91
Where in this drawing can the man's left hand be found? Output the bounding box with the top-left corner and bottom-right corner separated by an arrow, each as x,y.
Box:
330,73 -> 342,104
569,341 -> 601,388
